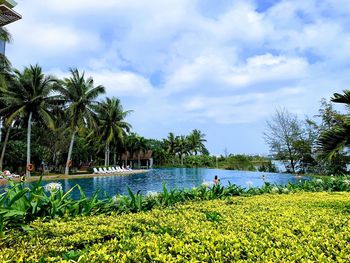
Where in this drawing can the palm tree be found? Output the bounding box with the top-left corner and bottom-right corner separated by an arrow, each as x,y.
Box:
317,90 -> 350,159
55,69 -> 105,175
164,132 -> 177,164
175,135 -> 190,165
95,97 -> 132,166
135,136 -> 149,168
0,65 -> 57,176
125,133 -> 139,167
187,129 -> 207,155
0,28 -> 12,72
0,28 -> 12,145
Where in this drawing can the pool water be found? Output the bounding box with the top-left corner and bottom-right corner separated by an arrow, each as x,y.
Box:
1,168 -> 309,199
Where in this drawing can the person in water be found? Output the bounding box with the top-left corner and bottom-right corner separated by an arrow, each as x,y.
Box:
213,175 -> 220,185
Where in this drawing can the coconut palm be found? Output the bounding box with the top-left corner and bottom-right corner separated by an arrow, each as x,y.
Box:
317,90 -> 350,159
134,136 -> 149,168
0,65 -> 57,176
164,132 -> 177,164
0,28 -> 12,72
0,28 -> 12,146
187,129 -> 207,155
95,97 -> 132,166
55,68 -> 105,175
175,135 -> 190,165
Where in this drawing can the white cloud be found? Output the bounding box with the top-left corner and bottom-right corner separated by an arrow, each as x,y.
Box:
91,70 -> 154,97
5,0 -> 350,153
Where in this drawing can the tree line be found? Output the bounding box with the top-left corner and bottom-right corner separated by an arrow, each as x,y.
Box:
264,94 -> 350,175
0,62 -> 212,175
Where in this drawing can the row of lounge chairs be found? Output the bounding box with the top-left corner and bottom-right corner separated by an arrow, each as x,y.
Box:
0,170 -> 20,180
93,166 -> 132,175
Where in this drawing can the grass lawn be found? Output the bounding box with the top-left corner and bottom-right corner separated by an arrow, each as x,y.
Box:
1,192 -> 350,262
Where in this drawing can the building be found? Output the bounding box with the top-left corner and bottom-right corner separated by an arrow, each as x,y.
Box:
0,0 -> 21,55
121,150 -> 153,169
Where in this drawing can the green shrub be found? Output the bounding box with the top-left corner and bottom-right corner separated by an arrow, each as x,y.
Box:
1,176 -> 350,237
1,192 -> 350,262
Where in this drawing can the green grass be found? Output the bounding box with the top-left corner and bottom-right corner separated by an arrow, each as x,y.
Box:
1,192 -> 350,262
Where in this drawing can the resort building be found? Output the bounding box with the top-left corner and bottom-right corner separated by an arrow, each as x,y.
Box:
121,150 -> 153,169
0,0 -> 21,55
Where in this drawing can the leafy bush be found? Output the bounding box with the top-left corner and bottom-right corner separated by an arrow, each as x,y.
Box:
1,192 -> 350,262
1,176 -> 350,237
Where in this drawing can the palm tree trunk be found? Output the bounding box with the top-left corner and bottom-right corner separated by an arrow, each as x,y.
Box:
0,117 -> 2,143
65,130 -> 76,175
113,152 -> 116,165
0,125 -> 11,171
104,145 -> 107,166
138,152 -> 141,168
104,142 -> 110,166
26,112 -> 33,177
107,143 -> 110,166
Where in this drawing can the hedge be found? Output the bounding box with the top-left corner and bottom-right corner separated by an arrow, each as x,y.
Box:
1,192 -> 350,262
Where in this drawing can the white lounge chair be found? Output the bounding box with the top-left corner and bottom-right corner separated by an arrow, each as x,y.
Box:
98,168 -> 107,174
93,168 -> 99,174
107,167 -> 115,173
103,167 -> 113,174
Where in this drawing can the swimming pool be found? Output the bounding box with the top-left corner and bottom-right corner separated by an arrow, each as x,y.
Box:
4,168 -> 308,199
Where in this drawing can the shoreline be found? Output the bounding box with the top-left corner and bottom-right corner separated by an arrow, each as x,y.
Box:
0,169 -> 149,185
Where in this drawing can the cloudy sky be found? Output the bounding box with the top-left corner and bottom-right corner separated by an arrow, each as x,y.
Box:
5,0 -> 350,155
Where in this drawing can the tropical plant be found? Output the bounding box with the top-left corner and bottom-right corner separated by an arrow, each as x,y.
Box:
175,135 -> 190,165
94,97 -> 132,166
0,65 -> 58,176
164,132 -> 177,164
317,91 -> 350,161
187,129 -> 207,155
55,69 -> 105,175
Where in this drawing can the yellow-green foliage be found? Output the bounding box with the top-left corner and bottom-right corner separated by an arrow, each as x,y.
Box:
2,192 -> 350,262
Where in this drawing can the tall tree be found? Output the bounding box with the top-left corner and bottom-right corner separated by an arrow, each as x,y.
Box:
95,97 -> 132,166
264,108 -> 304,173
164,132 -> 177,164
0,28 -> 12,72
175,135 -> 190,165
55,69 -> 105,175
0,65 -> 57,176
187,129 -> 207,155
135,136 -> 149,168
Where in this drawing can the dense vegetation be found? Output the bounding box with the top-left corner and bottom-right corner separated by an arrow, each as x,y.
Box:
0,62 -> 212,174
264,98 -> 350,175
1,192 -> 350,262
2,176 -> 350,237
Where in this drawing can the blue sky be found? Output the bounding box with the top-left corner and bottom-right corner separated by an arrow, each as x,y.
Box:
5,0 -> 350,155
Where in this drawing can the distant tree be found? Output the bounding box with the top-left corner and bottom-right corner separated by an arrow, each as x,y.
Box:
175,135 -> 190,165
95,97 -> 132,166
187,129 -> 207,155
264,109 -> 304,173
164,132 -> 177,164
